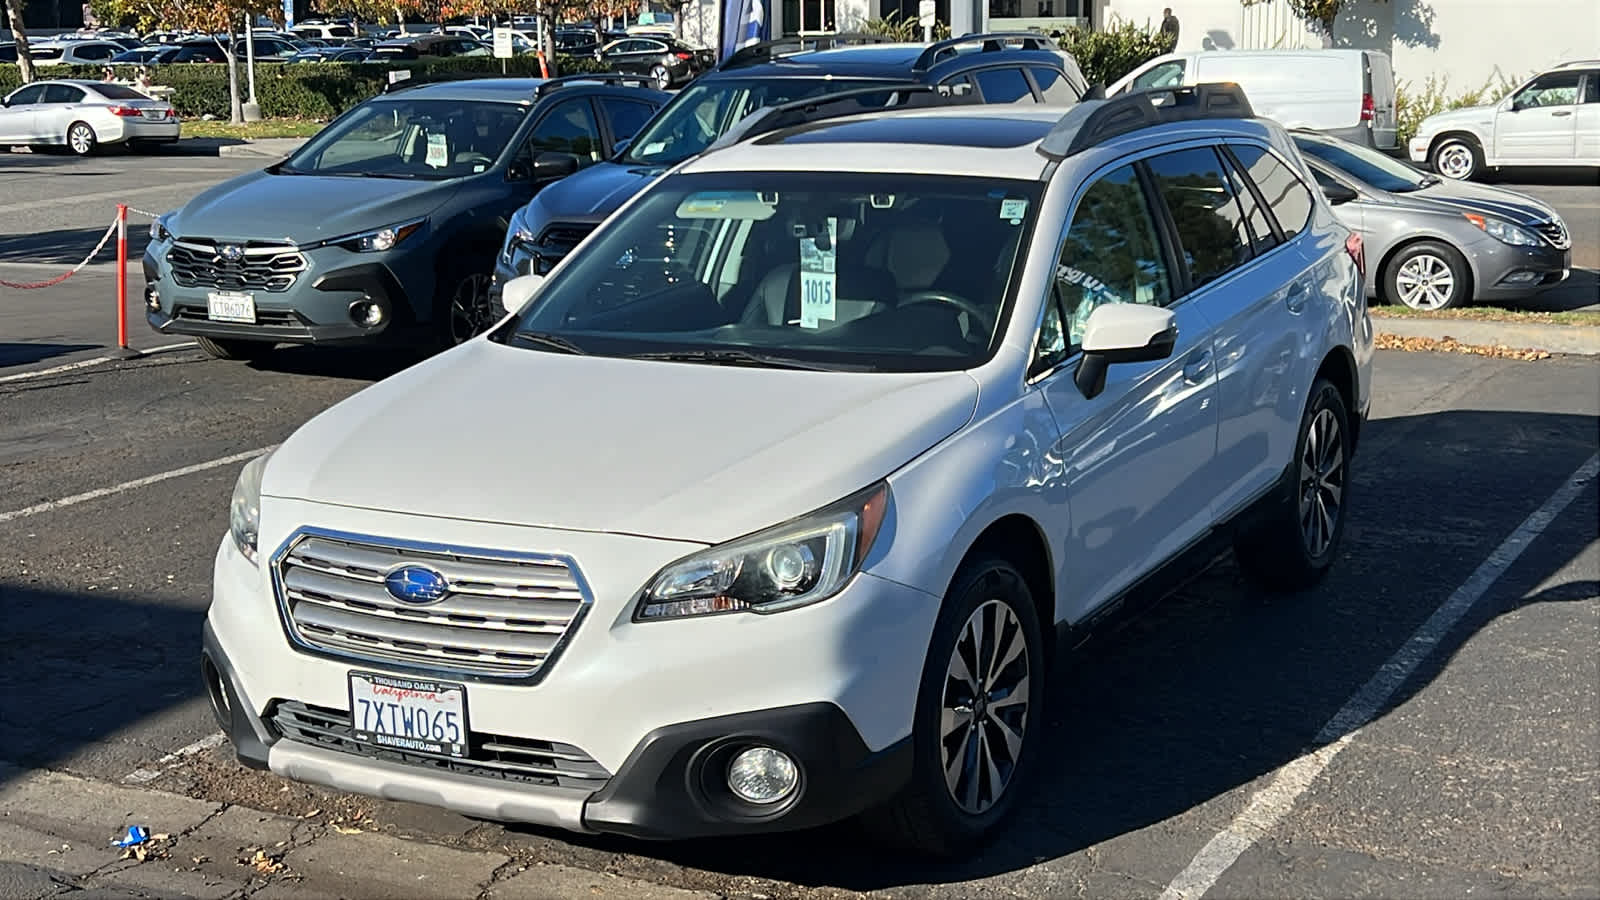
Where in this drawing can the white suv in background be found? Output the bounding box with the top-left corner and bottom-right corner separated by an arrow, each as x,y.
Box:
1411,59 -> 1600,181
204,84 -> 1373,855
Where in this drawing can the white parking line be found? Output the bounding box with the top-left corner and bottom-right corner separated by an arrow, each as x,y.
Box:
0,342 -> 196,385
0,445 -> 276,525
1159,452 -> 1600,900
123,732 -> 228,785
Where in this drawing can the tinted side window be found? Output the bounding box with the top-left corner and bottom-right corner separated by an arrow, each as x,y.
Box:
1054,164 -> 1173,348
1229,144 -> 1314,239
939,73 -> 976,97
8,85 -> 47,105
1132,60 -> 1185,90
76,44 -> 116,60
1583,71 -> 1600,104
1515,71 -> 1581,107
1028,66 -> 1079,103
599,97 -> 655,143
525,99 -> 604,164
973,67 -> 1034,104
1146,147 -> 1254,290
43,84 -> 87,103
1220,154 -> 1279,253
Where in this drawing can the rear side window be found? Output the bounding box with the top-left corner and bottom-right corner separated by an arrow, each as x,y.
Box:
599,97 -> 656,143
972,67 -> 1034,104
1229,144 -> 1315,239
43,84 -> 87,103
1220,155 -> 1280,254
1144,147 -> 1254,289
1584,72 -> 1600,104
1028,66 -> 1079,103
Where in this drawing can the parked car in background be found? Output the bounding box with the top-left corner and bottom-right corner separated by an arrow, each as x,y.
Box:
0,43 -> 18,62
1294,130 -> 1570,310
371,35 -> 491,61
165,40 -> 230,63
1109,49 -> 1398,150
594,35 -> 712,89
554,28 -> 603,56
1409,59 -> 1600,182
292,23 -> 359,43
496,33 -> 1091,294
284,47 -> 375,64
0,80 -> 178,155
112,46 -> 182,65
28,40 -> 128,65
143,76 -> 671,359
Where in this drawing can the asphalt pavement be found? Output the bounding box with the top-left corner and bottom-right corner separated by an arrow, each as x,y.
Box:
0,147 -> 1597,899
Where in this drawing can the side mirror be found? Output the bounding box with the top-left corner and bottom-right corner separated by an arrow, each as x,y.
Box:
1083,82 -> 1106,100
612,137 -> 632,156
1074,304 -> 1178,400
532,150 -> 580,181
501,272 -> 545,313
1321,180 -> 1359,205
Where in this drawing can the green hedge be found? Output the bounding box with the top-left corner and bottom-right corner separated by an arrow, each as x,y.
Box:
0,55 -> 612,120
1058,20 -> 1176,89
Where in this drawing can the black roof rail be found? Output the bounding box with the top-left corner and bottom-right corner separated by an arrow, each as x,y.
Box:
534,72 -> 656,97
718,32 -> 897,70
1037,82 -> 1255,160
911,31 -> 1058,71
703,82 -> 981,152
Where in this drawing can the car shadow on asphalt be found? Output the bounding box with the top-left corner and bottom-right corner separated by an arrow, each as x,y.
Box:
490,406 -> 1598,890
0,225 -> 150,267
242,345 -> 430,382
0,342 -> 99,369
1487,167 -> 1600,186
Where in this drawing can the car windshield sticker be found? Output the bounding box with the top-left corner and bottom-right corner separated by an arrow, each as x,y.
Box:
641,141 -> 667,155
675,191 -> 778,220
425,133 -> 449,168
798,217 -> 838,329
1000,198 -> 1028,224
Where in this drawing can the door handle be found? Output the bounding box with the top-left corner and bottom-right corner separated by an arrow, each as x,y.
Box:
1551,110 -> 1573,117
1183,350 -> 1212,383
1285,280 -> 1311,313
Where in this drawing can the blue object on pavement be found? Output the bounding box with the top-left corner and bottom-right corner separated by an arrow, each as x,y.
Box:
112,825 -> 150,847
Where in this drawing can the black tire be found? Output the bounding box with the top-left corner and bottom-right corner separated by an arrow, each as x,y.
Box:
650,64 -> 671,90
436,265 -> 496,347
861,554 -> 1046,856
66,121 -> 97,157
1383,240 -> 1470,311
1430,135 -> 1483,182
1233,378 -> 1353,592
195,336 -> 275,361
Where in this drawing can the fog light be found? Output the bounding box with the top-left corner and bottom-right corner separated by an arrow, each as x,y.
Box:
1500,270 -> 1540,285
727,746 -> 798,805
351,301 -> 384,327
145,286 -> 160,311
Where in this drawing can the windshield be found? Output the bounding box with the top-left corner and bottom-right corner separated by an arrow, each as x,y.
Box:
620,77 -> 900,167
499,172 -> 1042,372
281,98 -> 527,179
1294,135 -> 1428,193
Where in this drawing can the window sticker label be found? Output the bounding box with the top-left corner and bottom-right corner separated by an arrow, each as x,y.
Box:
999,198 -> 1028,224
799,217 -> 838,329
425,133 -> 449,168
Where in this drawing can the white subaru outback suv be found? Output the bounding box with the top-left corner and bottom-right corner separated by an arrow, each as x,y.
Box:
206,84 -> 1374,855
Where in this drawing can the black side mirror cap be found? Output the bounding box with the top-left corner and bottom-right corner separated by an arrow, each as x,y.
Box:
1074,325 -> 1178,400
1321,181 -> 1359,205
532,151 -> 581,181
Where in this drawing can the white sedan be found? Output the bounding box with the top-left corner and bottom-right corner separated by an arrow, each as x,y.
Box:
0,80 -> 179,156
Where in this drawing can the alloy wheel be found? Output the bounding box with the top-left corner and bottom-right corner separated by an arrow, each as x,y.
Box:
1395,253 -> 1456,310
448,273 -> 496,344
1299,407 -> 1345,558
941,599 -> 1030,816
1435,143 -> 1474,180
68,124 -> 94,155
652,65 -> 670,90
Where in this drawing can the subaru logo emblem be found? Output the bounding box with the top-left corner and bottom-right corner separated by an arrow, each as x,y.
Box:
219,244 -> 244,262
384,565 -> 449,605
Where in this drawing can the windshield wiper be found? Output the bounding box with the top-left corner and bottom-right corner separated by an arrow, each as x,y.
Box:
510,330 -> 588,355
359,171 -> 423,179
629,349 -> 835,371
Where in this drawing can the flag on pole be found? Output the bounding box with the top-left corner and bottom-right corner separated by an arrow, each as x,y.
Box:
720,0 -> 765,61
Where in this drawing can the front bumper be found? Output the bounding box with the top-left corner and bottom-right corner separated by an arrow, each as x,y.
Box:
205,501 -> 934,838
1469,241 -> 1570,300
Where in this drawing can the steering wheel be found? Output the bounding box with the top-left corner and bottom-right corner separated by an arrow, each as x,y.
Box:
899,290 -> 994,336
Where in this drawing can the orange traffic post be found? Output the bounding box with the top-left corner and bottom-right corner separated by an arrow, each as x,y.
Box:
115,204 -> 134,357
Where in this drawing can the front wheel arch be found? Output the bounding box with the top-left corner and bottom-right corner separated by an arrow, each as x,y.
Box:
1428,131 -> 1486,179
1373,236 -> 1476,308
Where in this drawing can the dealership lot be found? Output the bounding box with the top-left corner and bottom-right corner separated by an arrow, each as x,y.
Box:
1,147 -> 1597,897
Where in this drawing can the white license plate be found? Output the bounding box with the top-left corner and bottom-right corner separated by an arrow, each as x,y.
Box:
206,291 -> 255,324
141,109 -> 164,119
349,672 -> 468,758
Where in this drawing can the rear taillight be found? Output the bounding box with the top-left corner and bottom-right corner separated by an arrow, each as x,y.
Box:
1360,92 -> 1375,122
106,105 -> 143,117
674,51 -> 692,60
1345,232 -> 1365,278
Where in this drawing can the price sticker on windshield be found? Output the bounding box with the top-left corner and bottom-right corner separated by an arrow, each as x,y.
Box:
425,133 -> 449,169
799,217 -> 837,329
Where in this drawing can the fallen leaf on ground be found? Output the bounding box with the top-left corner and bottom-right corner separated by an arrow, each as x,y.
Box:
240,848 -> 287,874
1375,333 -> 1554,360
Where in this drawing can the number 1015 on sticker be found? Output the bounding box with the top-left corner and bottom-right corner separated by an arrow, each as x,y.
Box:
349,671 -> 468,758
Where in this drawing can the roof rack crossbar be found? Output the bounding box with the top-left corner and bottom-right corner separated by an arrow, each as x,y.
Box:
911,31 -> 1058,71
703,83 -> 981,153
534,72 -> 656,97
1037,82 -> 1256,160
718,32 -> 897,70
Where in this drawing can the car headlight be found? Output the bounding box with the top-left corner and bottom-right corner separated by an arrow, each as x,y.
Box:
149,213 -> 172,242
229,451 -> 272,564
635,483 -> 890,621
502,208 -> 537,264
316,218 -> 425,253
1464,213 -> 1540,247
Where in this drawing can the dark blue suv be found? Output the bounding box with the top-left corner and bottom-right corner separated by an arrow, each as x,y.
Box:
492,33 -> 1089,298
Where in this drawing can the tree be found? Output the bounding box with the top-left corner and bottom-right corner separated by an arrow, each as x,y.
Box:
93,0 -> 282,123
3,0 -> 37,83
1240,0 -> 1347,35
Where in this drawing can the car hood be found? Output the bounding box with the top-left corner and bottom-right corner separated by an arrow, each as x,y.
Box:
262,339 -> 980,545
1387,180 -> 1560,227
1418,104 -> 1495,133
530,160 -> 668,221
170,170 -> 458,244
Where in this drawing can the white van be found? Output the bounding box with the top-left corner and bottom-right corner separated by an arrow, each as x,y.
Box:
1108,49 -> 1398,149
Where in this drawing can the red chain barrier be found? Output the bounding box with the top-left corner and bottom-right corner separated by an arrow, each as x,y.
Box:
0,217 -> 119,290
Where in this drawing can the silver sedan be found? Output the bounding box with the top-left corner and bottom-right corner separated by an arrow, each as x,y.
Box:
0,80 -> 180,156
1292,130 -> 1571,310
